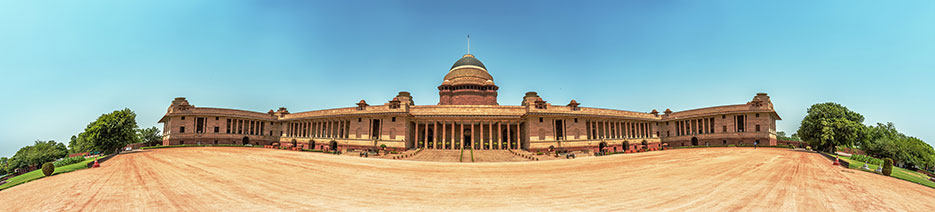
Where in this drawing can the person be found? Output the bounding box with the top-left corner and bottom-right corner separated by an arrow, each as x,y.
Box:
754,141 -> 758,149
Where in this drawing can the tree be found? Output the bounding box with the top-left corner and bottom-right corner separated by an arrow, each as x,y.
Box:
8,140 -> 68,171
797,102 -> 867,153
861,122 -> 935,169
777,131 -> 801,141
68,133 -> 93,154
0,157 -> 8,175
137,127 -> 162,147
83,108 -> 139,154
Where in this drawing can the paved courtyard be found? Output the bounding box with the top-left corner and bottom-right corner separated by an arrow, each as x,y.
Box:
0,147 -> 932,211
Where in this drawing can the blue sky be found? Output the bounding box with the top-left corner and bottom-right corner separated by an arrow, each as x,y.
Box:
1,0 -> 933,157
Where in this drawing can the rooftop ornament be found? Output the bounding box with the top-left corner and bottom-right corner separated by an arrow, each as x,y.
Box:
567,99 -> 580,111
357,100 -> 369,110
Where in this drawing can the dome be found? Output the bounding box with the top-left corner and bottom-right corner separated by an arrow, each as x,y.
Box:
450,54 -> 486,70
442,54 -> 494,86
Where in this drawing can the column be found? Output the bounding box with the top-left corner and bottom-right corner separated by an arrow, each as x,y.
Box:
460,122 -> 465,149
498,122 -> 503,149
604,120 -> 610,139
472,121 -> 477,150
488,122 -> 493,150
451,121 -> 456,149
423,122 -> 429,149
433,121 -> 438,149
507,122 -> 513,149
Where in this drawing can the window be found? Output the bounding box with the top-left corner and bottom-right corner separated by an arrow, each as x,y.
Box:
181,116 -> 186,120
215,117 -> 219,120
723,140 -> 727,144
756,113 -> 760,118
554,120 -> 565,140
180,140 -> 184,145
392,117 -> 396,122
539,117 -> 543,122
666,131 -> 670,137
196,117 -> 205,133
214,126 -> 219,133
723,126 -> 727,132
756,125 -> 761,132
666,122 -> 669,125
180,127 -> 185,133
722,115 -> 725,119
574,118 -> 578,123
358,118 -> 362,122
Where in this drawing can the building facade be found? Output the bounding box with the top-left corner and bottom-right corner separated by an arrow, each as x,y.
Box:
159,54 -> 781,152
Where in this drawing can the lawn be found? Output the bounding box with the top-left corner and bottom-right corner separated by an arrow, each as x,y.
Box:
0,156 -> 101,191
838,155 -> 935,189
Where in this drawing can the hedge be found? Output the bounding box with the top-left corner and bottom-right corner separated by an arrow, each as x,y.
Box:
53,156 -> 87,167
41,163 -> 54,177
670,145 -> 793,149
141,144 -> 260,150
883,158 -> 894,176
851,154 -> 884,166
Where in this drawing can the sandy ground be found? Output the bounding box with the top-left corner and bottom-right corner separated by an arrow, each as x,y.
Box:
0,147 -> 933,211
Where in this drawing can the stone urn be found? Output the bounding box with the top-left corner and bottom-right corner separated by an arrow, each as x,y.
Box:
874,166 -> 883,174
861,163 -> 870,171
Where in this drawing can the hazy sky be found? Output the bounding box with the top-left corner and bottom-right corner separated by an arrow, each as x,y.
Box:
1,0 -> 933,157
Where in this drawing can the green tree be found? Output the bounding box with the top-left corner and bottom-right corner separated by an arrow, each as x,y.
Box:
137,127 -> 162,147
861,122 -> 935,169
8,140 -> 68,171
777,131 -> 801,141
797,102 -> 867,153
0,157 -> 8,175
83,108 -> 139,154
68,133 -> 93,154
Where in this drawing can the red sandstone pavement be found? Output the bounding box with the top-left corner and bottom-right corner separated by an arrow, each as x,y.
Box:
0,147 -> 933,211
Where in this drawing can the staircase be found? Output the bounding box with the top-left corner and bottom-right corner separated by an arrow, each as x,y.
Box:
404,150 -> 462,162
473,150 -> 532,162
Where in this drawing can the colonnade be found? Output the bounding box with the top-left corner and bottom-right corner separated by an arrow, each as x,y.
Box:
586,120 -> 653,140
414,120 -> 521,150
226,118 -> 266,136
674,117 -> 716,136
285,119 -> 351,139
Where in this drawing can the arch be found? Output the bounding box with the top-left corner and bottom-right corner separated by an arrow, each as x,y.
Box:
641,140 -> 648,149
329,140 -> 338,151
622,141 -> 630,151
691,137 -> 699,146
309,140 -> 316,150
291,139 -> 297,148
242,136 -> 249,145
599,141 -> 607,152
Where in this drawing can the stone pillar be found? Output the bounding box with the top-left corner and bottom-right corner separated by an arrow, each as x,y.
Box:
470,121 -> 475,150
498,122 -> 503,149
508,122 -> 513,149
488,122 -> 493,150
432,121 -> 441,149
424,122 -> 430,149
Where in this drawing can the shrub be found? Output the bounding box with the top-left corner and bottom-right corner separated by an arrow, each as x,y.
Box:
727,145 -> 736,147
41,162 -> 55,176
536,152 -> 544,155
882,158 -> 894,176
54,156 -> 86,167
850,154 -> 884,166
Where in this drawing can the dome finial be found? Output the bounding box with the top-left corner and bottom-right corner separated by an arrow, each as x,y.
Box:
467,34 -> 471,54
